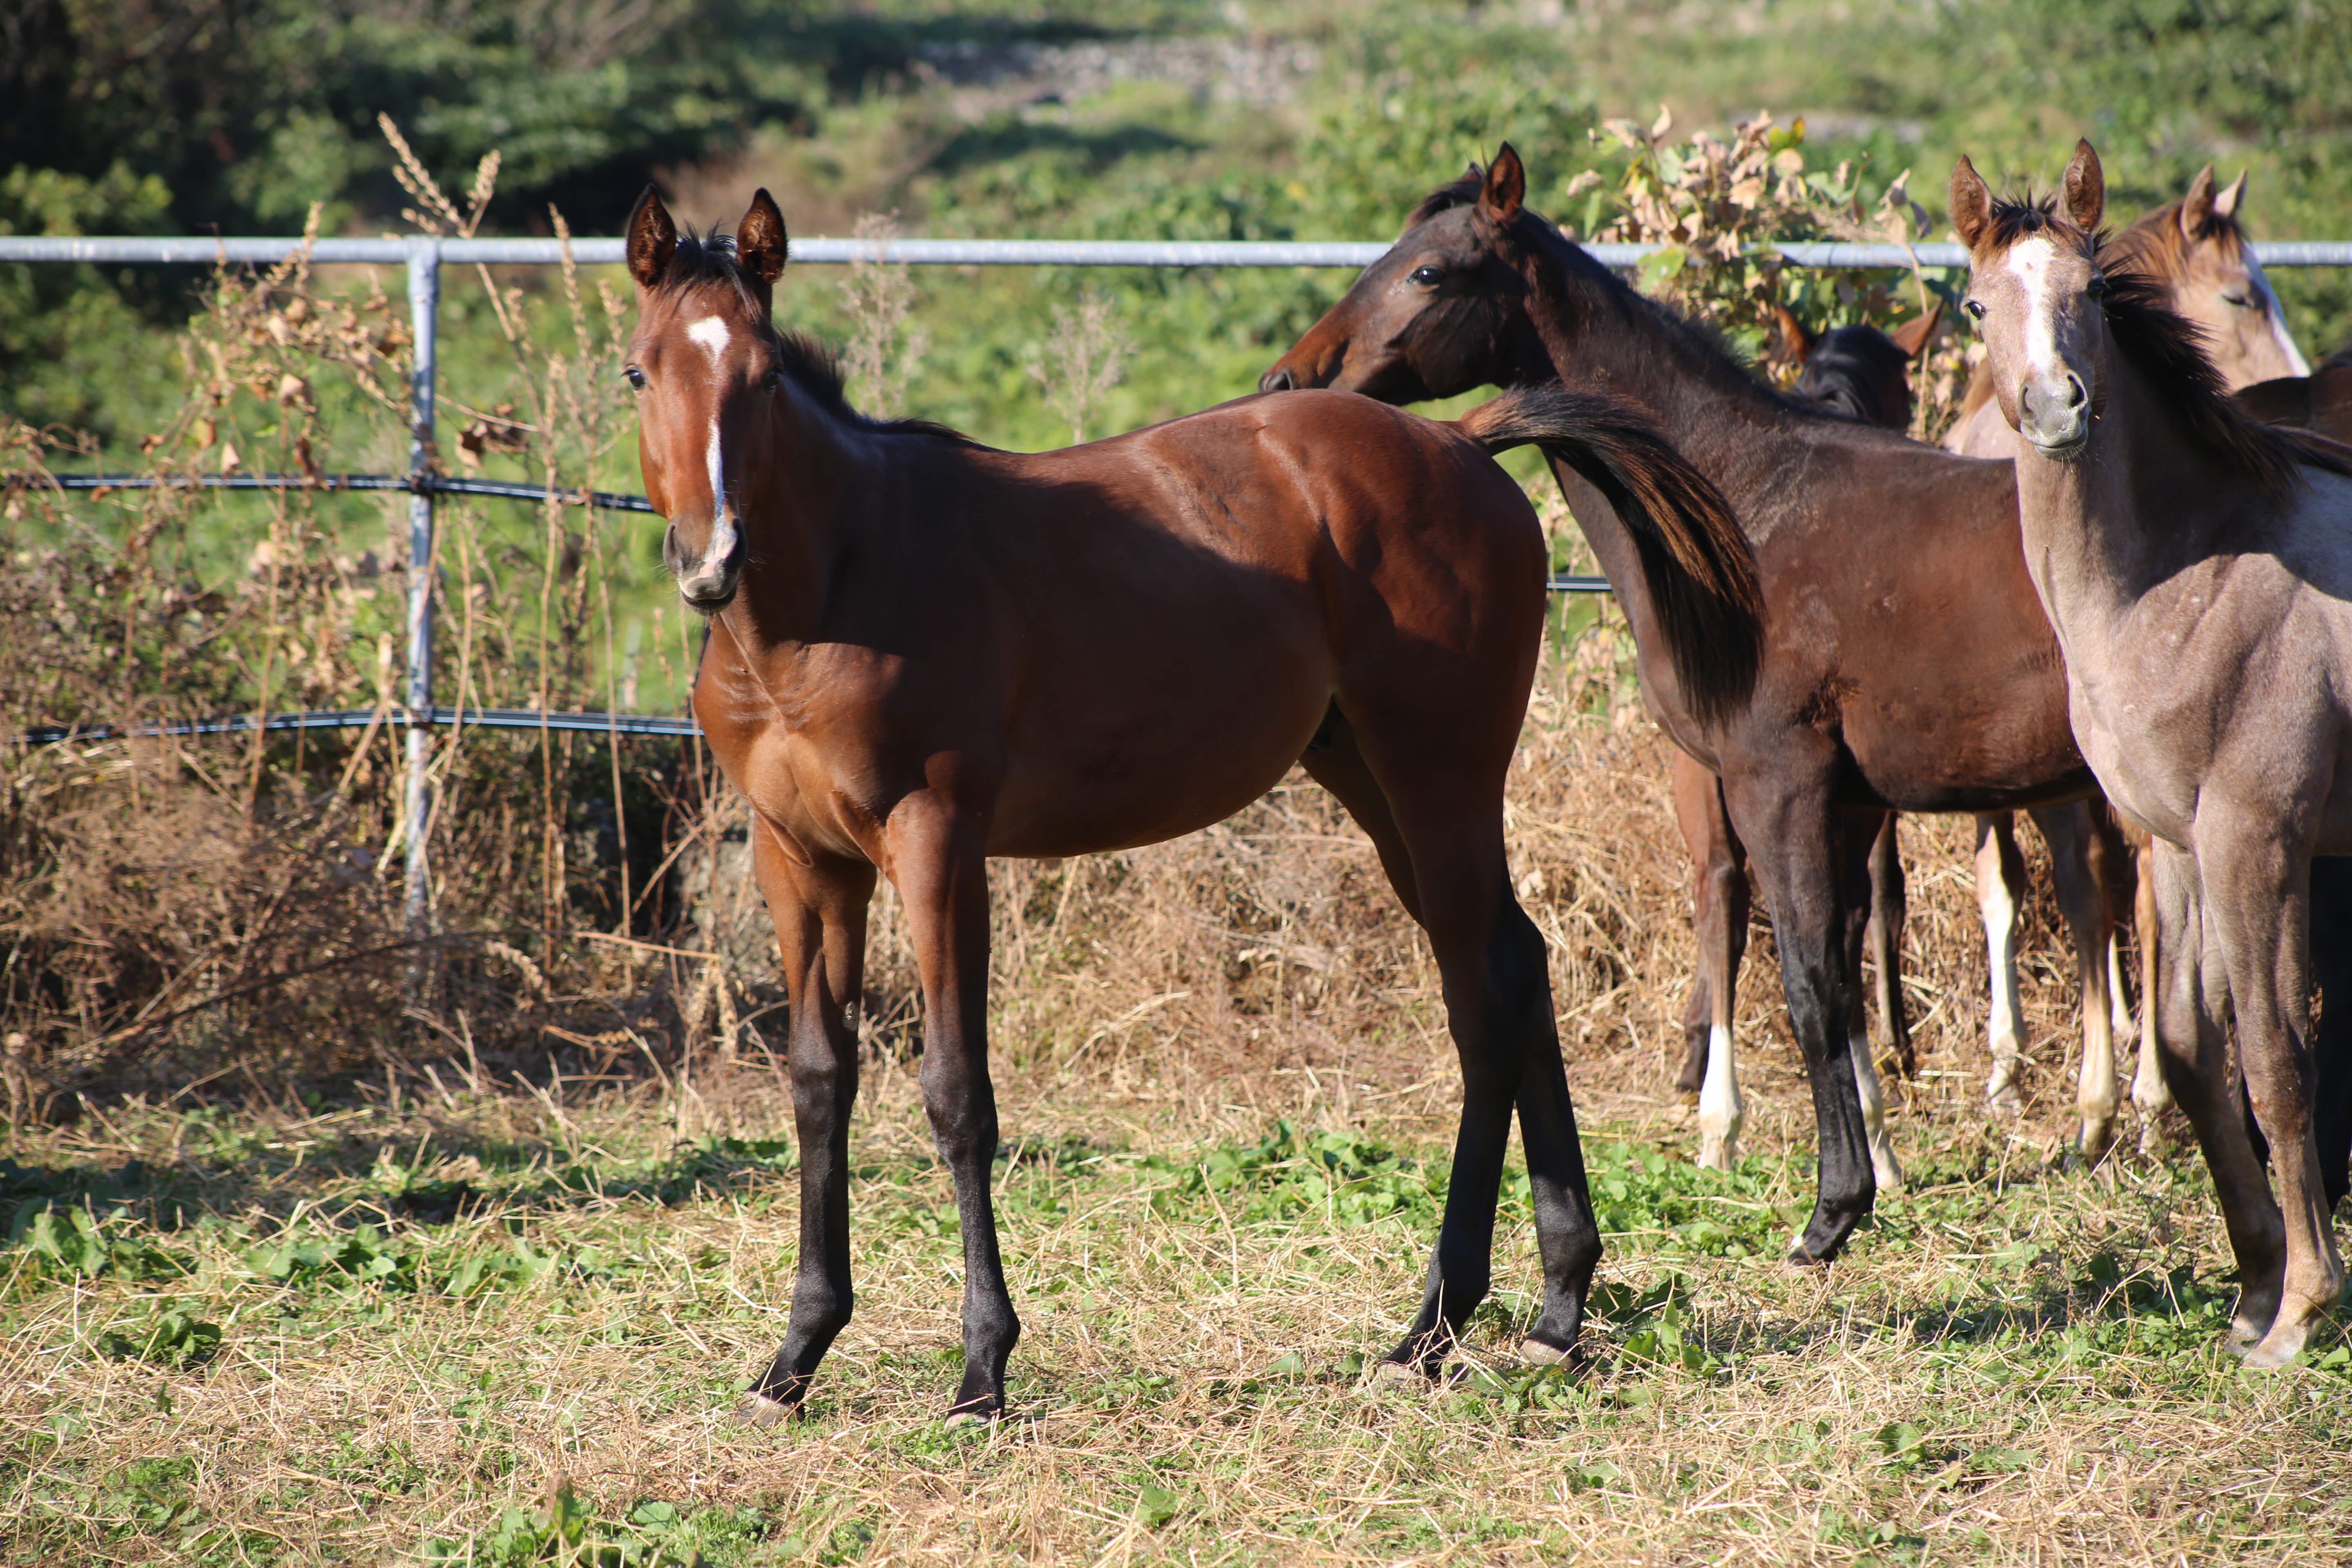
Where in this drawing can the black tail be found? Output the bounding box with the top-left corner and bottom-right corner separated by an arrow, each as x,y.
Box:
1458,383 -> 1763,726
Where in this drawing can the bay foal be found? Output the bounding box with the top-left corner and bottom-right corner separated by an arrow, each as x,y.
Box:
622,188 -> 1762,1415
1951,142 -> 2352,1363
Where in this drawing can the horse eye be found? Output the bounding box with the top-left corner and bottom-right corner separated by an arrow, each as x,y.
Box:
2221,291 -> 2252,308
1964,299 -> 1984,320
1409,265 -> 1445,287
624,366 -> 645,391
2085,276 -> 2108,299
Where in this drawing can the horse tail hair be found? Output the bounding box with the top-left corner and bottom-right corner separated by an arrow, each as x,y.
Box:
1457,383 -> 1762,725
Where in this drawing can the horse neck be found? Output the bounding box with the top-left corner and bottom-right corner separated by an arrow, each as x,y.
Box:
739,390 -> 885,633
2009,343 -> 2239,650
1517,247 -> 1807,529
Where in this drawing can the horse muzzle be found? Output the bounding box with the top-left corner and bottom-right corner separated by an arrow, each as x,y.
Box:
2019,372 -> 2092,461
665,521 -> 744,613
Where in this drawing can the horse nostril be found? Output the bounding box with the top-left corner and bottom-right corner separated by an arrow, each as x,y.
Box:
1259,365 -> 1295,394
2065,374 -> 2087,408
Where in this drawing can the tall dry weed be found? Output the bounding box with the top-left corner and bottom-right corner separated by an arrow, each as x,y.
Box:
1027,287 -> 1132,446
0,122 -> 2096,1142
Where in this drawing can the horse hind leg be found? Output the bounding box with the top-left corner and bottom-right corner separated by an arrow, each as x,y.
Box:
2032,801 -> 2122,1160
1974,813 -> 2030,1114
1672,752 -> 1749,1169
1301,710 -> 1599,1372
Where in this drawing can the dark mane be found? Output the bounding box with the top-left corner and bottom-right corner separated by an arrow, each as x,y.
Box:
1405,169 -> 1488,232
657,228 -> 979,445
1471,198 -> 1852,425
2059,213 -> 2352,503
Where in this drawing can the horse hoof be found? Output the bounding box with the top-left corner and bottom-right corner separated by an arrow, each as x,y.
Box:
943,1408 -> 994,1430
735,1393 -> 795,1429
2237,1323 -> 2310,1370
1517,1336 -> 1576,1368
1365,1357 -> 1428,1389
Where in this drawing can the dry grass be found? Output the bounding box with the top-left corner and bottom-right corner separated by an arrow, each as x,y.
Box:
7,676 -> 2347,1566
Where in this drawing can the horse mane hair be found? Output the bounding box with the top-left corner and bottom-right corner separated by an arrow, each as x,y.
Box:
1406,167 -> 1839,424
656,229 -> 978,445
1971,194 -> 2352,502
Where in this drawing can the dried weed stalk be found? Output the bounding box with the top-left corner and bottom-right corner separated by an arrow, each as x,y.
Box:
837,213 -> 929,421
1027,287 -> 1132,445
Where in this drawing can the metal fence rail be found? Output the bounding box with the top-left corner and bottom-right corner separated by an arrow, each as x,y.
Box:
9,227 -> 2352,922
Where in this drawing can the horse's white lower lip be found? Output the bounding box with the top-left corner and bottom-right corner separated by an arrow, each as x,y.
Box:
2030,432 -> 2089,461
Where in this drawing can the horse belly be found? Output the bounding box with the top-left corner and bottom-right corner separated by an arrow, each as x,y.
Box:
985,698 -> 1329,857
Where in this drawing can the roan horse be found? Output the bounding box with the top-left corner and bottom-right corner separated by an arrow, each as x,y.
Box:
1263,147 -> 2127,1265
621,187 -> 1764,1414
1950,141 -> 2352,1363
1947,169 -> 2313,1145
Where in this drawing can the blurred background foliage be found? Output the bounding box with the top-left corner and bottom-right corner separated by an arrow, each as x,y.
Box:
4,0 -> 2348,453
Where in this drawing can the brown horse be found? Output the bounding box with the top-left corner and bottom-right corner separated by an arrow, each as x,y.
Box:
621,187 -> 1761,1415
1950,141 -> 2352,1363
1671,306 -> 1941,1171
1264,146 -> 2134,1264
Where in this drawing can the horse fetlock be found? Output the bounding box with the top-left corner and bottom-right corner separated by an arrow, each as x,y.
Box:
1696,1023 -> 1742,1169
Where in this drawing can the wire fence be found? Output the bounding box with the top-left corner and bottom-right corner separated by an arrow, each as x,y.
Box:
8,228 -> 2351,916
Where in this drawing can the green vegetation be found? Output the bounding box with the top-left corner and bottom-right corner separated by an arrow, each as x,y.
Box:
7,0 -> 2350,453
4,1082 -> 2348,1562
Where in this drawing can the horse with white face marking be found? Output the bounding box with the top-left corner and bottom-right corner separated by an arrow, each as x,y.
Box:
1952,140 -> 2352,1366
1942,170 -> 2313,1149
623,185 -> 1764,1419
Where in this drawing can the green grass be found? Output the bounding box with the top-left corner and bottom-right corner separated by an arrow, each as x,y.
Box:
6,1068 -> 2348,1565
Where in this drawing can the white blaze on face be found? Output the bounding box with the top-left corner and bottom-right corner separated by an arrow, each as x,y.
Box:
2246,257 -> 2313,377
685,315 -> 738,577
2004,236 -> 2065,384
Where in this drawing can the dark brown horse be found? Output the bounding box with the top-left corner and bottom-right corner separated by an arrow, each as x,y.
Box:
1264,147 -> 2123,1265
1670,306 -> 1941,1173
621,187 -> 1761,1415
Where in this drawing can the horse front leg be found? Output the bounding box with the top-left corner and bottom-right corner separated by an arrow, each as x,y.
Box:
744,827 -> 875,1423
1672,752 -> 1750,1169
1974,812 -> 2030,1114
2143,841 -> 2286,1351
2132,834 -> 2176,1151
2198,828 -> 2346,1368
1840,808 -> 1903,1192
2031,801 -> 2122,1160
1723,758 -> 1878,1264
886,796 -> 1021,1420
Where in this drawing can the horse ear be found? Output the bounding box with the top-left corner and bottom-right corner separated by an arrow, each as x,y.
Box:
2214,169 -> 2248,223
1771,303 -> 1814,365
626,186 -> 677,292
1480,144 -> 1525,226
2179,164 -> 2218,238
2061,139 -> 2105,232
1949,155 -> 1993,251
736,189 -> 789,297
1889,299 -> 1943,360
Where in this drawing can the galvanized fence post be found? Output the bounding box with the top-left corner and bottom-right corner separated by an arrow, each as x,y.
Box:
402,240 -> 440,935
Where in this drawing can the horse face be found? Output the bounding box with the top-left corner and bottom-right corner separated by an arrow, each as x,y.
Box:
1259,179 -> 1531,402
1953,144 -> 2109,461
2168,170 -> 2309,386
624,188 -> 791,613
